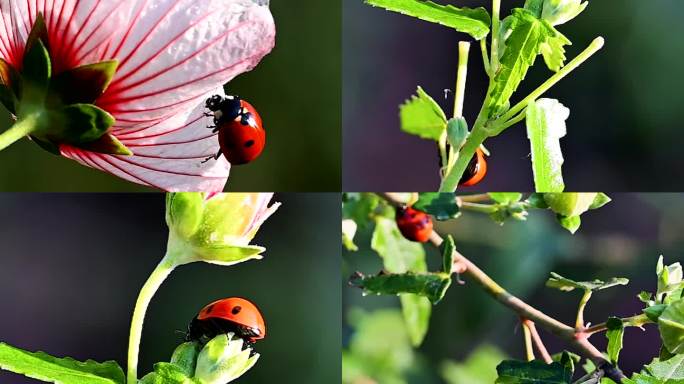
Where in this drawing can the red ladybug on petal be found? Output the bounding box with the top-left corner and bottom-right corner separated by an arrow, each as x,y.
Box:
459,148 -> 487,187
187,297 -> 266,348
205,95 -> 266,165
396,207 -> 433,243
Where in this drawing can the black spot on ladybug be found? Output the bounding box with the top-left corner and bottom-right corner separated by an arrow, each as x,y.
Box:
205,304 -> 215,314
232,306 -> 242,315
245,140 -> 255,148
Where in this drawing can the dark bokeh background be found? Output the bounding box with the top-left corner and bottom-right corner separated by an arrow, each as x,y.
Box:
0,1 -> 341,192
343,193 -> 684,382
0,193 -> 340,383
343,1 -> 684,191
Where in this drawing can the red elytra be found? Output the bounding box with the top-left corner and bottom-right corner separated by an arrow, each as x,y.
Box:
396,207 -> 433,243
218,101 -> 266,165
195,297 -> 266,342
460,148 -> 488,187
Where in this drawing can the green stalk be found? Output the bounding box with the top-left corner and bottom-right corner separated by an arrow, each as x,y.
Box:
127,256 -> 176,384
445,42 -> 471,171
576,291 -> 593,329
0,113 -> 41,151
439,118 -> 488,192
490,0 -> 502,72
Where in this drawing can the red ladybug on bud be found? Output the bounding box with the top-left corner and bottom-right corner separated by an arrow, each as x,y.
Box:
204,95 -> 266,165
396,206 -> 433,243
187,297 -> 266,351
459,148 -> 487,187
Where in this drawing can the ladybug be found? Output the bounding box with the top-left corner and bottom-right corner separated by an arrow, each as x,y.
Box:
459,148 -> 487,187
186,297 -> 266,348
396,206 -> 433,243
204,95 -> 266,165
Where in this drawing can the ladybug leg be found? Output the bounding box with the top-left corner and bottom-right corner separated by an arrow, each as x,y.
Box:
201,150 -> 222,164
203,112 -> 214,118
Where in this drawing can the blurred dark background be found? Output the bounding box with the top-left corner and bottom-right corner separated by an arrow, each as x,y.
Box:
0,193 -> 340,383
343,0 -> 684,191
0,1 -> 341,192
343,193 -> 684,383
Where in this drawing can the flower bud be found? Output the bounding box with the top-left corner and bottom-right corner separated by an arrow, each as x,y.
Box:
165,192 -> 280,267
657,255 -> 683,302
195,334 -> 260,384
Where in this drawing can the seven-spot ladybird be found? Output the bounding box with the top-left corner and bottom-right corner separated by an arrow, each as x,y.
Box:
396,207 -> 433,243
186,297 -> 266,346
204,95 -> 266,165
459,148 -> 487,187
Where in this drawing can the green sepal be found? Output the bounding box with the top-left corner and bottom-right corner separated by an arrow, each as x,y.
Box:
446,117 -> 468,151
544,192 -> 598,217
166,193 -> 205,239
24,13 -> 49,56
21,39 -> 51,104
413,192 -> 460,221
0,58 -> 22,102
350,271 -> 452,304
0,84 -> 18,115
139,362 -> 199,384
38,104 -> 114,145
47,60 -> 119,107
441,235 -> 456,274
170,342 -> 202,377
526,193 -> 549,209
29,135 -> 61,155
194,244 -> 265,267
0,342 -> 125,384
77,133 -> 133,156
556,214 -> 580,234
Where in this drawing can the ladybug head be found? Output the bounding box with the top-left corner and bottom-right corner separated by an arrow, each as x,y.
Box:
205,95 -> 224,111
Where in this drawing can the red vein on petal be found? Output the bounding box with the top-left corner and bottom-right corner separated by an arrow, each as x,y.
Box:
123,133 -> 216,147
9,4 -> 21,66
70,0 -> 127,64
127,152 -> 217,160
108,19 -> 250,94
19,1 -> 31,42
101,51 -> 267,109
85,151 -> 159,189
52,0 -> 80,65
105,0 -> 149,61
108,10 -> 216,88
60,0 -> 103,69
0,5 -> 15,60
112,155 -> 226,179
113,0 -> 184,71
116,114 -> 204,139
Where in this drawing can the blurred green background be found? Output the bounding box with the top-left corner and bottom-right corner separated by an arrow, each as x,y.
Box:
344,1 -> 684,191
0,1 -> 341,192
0,193 -> 340,383
343,193 -> 684,383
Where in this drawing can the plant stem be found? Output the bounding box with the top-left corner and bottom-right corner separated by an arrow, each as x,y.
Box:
523,319 -> 553,363
480,39 -> 491,77
0,113 -> 40,151
584,314 -> 652,336
498,37 -> 605,124
127,256 -> 176,384
459,194 -> 492,203
490,0 -> 501,72
445,42 -> 471,171
522,320 -> 535,361
439,119 -> 488,192
378,193 -> 626,382
460,202 -> 498,214
576,290 -> 593,329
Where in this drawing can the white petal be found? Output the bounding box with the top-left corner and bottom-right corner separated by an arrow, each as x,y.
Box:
96,0 -> 275,131
60,96 -> 230,192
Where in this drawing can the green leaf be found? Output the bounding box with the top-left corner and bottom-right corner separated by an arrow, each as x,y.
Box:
342,219 -> 359,251
38,104 -> 114,145
400,294 -> 432,346
540,31 -> 571,72
557,214 -> 580,234
659,299 -> 684,354
644,304 -> 669,323
413,192 -> 460,221
372,217 -> 427,273
544,193 -> 599,217
489,193 -> 523,204
442,235 -> 456,274
0,342 -> 124,384
350,271 -> 452,304
526,98 -> 569,192
526,193 -> 549,209
488,9 -> 553,117
343,193 -> 380,229
641,354 -> 684,381
47,60 -> 119,107
553,351 -> 579,373
495,360 -> 571,383
590,193 -> 612,210
606,317 -> 624,365
399,86 -> 447,141
447,117 -> 469,151
365,0 -> 491,40
546,272 -> 629,292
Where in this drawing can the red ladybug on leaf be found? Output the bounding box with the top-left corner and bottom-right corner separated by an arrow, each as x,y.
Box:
205,95 -> 266,165
396,206 -> 433,243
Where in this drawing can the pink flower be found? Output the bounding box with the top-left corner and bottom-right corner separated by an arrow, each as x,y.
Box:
0,0 -> 275,192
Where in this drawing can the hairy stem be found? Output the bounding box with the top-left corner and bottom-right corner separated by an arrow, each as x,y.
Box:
498,37 -> 605,124
127,256 -> 176,384
379,193 -> 626,382
0,113 -> 40,151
